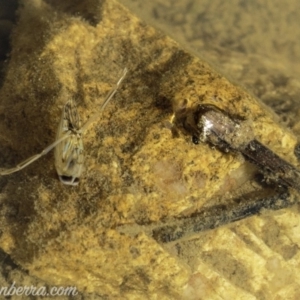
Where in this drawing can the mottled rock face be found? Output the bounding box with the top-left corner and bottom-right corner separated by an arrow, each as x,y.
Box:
0,0 -> 299,298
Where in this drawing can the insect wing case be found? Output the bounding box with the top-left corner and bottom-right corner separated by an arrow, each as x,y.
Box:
54,100 -> 84,186
195,105 -> 253,151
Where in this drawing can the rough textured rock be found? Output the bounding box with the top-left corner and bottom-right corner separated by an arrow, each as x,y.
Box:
0,0 -> 299,299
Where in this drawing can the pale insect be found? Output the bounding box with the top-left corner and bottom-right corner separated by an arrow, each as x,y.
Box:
0,68 -> 128,186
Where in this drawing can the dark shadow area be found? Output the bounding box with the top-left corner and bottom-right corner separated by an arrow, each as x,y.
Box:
0,0 -> 19,87
45,0 -> 104,26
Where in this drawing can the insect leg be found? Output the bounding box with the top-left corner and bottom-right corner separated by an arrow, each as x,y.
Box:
242,139 -> 300,191
151,188 -> 292,243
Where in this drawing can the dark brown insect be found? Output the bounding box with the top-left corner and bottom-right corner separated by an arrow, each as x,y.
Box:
181,104 -> 300,192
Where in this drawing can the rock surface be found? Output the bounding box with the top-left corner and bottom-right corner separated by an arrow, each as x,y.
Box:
0,0 -> 299,299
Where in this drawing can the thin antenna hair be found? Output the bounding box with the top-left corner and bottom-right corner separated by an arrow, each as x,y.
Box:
81,67 -> 128,132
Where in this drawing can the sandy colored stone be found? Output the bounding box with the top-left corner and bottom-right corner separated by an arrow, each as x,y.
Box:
0,0 -> 299,299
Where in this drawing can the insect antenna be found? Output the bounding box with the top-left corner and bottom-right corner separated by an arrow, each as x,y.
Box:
81,67 -> 128,132
0,132 -> 71,175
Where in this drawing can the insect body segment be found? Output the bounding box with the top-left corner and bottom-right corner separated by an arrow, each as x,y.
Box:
54,99 -> 84,186
54,67 -> 128,186
194,105 -> 254,152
